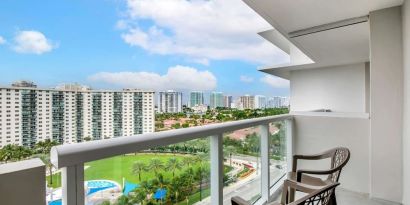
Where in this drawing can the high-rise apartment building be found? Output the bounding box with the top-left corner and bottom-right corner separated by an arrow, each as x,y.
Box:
189,91 -> 204,107
266,96 -> 290,108
0,85 -> 155,148
223,95 -> 232,108
240,95 -> 255,109
210,92 -> 224,109
158,90 -> 182,113
254,95 -> 267,109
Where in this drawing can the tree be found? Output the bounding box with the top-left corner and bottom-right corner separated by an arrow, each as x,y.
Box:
182,156 -> 194,168
32,154 -> 55,185
152,174 -> 169,204
35,139 -> 59,154
180,168 -> 196,204
165,157 -> 182,177
148,158 -> 165,176
167,176 -> 184,203
83,136 -> 92,141
114,195 -> 133,205
0,144 -> 32,163
132,161 -> 147,181
224,145 -> 237,167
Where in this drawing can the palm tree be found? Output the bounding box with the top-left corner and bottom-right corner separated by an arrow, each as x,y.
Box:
0,144 -> 31,162
182,156 -> 194,168
181,168 -> 196,205
148,158 -> 165,176
34,139 -> 58,154
132,161 -> 147,181
194,153 -> 210,201
0,144 -> 15,162
167,176 -> 184,203
153,174 -> 169,204
32,154 -> 54,185
165,157 -> 182,177
224,145 -> 237,167
15,145 -> 32,160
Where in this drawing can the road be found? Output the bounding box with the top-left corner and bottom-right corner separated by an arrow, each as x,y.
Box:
196,155 -> 287,205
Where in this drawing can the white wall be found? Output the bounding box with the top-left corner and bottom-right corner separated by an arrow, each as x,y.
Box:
293,115 -> 370,194
402,1 -> 410,204
369,6 -> 403,203
290,63 -> 367,113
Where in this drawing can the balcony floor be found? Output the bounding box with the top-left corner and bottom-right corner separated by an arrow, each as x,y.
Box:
335,189 -> 399,205
269,189 -> 399,205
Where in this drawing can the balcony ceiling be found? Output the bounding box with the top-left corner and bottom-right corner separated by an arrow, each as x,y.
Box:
244,0 -> 403,34
244,0 -> 404,79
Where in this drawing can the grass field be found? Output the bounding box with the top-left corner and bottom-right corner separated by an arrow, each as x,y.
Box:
47,153 -> 212,188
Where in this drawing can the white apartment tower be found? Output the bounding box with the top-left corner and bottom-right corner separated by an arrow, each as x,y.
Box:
254,95 -> 267,109
240,95 -> 255,109
0,85 -> 155,148
223,95 -> 232,108
158,91 -> 183,113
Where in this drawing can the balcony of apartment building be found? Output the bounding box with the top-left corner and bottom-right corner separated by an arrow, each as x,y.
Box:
2,0 -> 410,205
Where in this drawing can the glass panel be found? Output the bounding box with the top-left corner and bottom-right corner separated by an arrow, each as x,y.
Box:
269,121 -> 288,187
222,126 -> 261,204
66,137 -> 211,205
46,168 -> 62,205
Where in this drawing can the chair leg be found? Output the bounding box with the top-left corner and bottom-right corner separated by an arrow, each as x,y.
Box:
330,192 -> 337,205
289,188 -> 295,202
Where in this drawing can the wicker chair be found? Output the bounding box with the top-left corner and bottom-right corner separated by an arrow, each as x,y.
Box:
231,180 -> 340,205
288,147 -> 350,205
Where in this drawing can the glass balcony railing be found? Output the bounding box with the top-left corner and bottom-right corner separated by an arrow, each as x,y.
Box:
49,114 -> 293,205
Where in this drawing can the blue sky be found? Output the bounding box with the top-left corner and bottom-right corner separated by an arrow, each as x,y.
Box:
0,0 -> 290,98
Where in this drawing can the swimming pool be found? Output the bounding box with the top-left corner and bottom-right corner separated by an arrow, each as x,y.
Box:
48,180 -> 119,205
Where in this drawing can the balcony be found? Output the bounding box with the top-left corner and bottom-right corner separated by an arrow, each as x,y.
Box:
2,0 -> 410,205
0,113 -> 395,205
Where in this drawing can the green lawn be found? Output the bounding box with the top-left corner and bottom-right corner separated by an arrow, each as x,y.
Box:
47,153 -> 232,204
47,153 -> 207,188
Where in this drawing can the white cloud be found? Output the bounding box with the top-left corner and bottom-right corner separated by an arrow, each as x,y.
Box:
89,65 -> 217,91
12,30 -> 56,54
0,36 -> 5,45
118,0 -> 289,65
260,75 -> 289,88
240,75 -> 254,83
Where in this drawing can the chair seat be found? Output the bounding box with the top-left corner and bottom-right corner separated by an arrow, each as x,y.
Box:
287,172 -> 330,191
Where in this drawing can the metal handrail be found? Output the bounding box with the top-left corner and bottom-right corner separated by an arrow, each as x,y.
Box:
51,114 -> 292,168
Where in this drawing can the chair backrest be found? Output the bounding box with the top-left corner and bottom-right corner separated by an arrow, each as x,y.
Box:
291,182 -> 340,205
329,147 -> 350,182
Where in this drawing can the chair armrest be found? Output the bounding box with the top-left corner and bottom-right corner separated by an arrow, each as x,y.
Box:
281,180 -> 317,204
231,196 -> 250,205
296,168 -> 339,182
292,150 -> 335,172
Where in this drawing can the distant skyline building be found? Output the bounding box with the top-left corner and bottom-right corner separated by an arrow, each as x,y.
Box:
254,95 -> 266,109
224,95 -> 233,108
11,80 -> 37,88
158,90 -> 182,113
210,92 -> 224,109
55,83 -> 91,91
0,83 -> 155,148
266,96 -> 290,108
240,95 -> 255,109
189,91 -> 204,107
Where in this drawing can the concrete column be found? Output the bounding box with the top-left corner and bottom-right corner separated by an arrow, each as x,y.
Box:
402,2 -> 410,204
369,6 -> 403,203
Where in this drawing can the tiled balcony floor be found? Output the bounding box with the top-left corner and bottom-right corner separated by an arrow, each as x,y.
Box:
269,189 -> 399,205
335,189 -> 399,205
